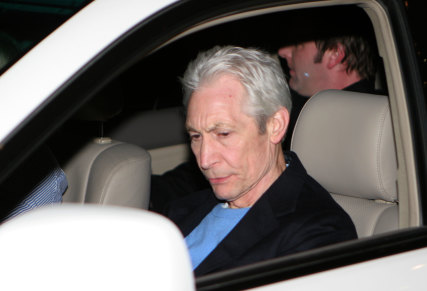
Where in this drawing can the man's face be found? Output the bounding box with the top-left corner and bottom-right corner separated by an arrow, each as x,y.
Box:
278,41 -> 327,96
186,74 -> 278,208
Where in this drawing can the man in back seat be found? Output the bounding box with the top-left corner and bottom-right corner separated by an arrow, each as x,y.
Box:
278,34 -> 378,149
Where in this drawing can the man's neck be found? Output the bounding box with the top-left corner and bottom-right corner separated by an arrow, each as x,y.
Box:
228,150 -> 286,209
330,70 -> 362,91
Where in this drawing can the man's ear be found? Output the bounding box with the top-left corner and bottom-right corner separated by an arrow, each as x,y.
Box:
268,107 -> 290,144
326,44 -> 346,69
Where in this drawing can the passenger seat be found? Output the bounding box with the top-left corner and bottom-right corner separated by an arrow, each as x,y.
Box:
109,107 -> 190,174
62,138 -> 151,209
60,82 -> 152,209
291,89 -> 398,238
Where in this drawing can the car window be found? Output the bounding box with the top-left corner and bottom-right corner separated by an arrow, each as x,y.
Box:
403,0 -> 427,97
54,0 -> 394,259
0,0 -> 91,73
1,0 -> 426,289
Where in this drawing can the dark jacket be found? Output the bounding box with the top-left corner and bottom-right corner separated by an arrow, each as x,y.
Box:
166,152 -> 357,276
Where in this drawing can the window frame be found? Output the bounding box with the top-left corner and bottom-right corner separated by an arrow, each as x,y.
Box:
0,0 -> 426,288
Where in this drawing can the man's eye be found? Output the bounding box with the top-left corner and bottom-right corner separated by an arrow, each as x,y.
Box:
190,134 -> 201,141
218,132 -> 230,137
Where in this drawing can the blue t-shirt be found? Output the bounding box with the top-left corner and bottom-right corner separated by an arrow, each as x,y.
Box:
185,203 -> 250,269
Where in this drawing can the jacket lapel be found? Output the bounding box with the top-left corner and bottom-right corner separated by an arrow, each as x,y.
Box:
194,197 -> 279,276
170,190 -> 218,237
194,152 -> 305,276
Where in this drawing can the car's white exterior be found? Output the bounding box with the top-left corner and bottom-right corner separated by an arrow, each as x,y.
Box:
251,247 -> 427,290
0,0 -> 426,290
0,1 -> 196,290
0,205 -> 195,291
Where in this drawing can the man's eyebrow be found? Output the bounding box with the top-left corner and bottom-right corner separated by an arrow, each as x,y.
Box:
186,123 -> 232,133
186,125 -> 197,132
186,122 -> 201,132
207,123 -> 230,132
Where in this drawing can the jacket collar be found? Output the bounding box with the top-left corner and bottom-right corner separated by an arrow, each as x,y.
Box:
195,151 -> 307,275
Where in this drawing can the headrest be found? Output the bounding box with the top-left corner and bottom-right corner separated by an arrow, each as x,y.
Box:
109,107 -> 187,149
291,90 -> 397,202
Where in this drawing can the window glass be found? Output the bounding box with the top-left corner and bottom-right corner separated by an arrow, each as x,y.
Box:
0,0 -> 92,73
403,0 -> 427,95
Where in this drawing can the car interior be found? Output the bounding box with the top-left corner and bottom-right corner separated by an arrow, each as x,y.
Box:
0,1 -> 420,278
50,4 -> 402,227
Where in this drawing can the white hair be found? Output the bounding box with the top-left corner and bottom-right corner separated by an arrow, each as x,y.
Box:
181,46 -> 292,133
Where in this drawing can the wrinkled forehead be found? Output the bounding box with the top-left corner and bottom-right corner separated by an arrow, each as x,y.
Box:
192,73 -> 249,105
186,76 -> 253,127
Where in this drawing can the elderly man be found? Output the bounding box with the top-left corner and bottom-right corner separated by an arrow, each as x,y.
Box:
165,46 -> 356,276
150,34 -> 379,204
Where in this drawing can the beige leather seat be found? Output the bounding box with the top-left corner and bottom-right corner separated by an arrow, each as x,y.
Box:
109,107 -> 190,174
109,107 -> 187,150
60,83 -> 151,209
291,89 -> 398,238
62,138 -> 151,209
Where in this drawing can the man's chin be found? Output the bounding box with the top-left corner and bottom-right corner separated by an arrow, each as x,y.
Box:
212,187 -> 235,202
289,80 -> 298,92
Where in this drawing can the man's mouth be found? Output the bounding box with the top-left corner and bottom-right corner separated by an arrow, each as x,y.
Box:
208,176 -> 230,184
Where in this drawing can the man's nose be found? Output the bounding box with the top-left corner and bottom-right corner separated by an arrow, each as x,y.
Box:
199,139 -> 217,170
278,46 -> 292,61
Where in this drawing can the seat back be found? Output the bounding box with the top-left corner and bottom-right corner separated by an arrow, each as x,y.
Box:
291,90 -> 398,238
109,107 -> 190,174
109,107 -> 187,150
62,138 -> 151,209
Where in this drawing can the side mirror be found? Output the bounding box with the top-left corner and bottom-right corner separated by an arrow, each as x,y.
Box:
0,204 -> 195,290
